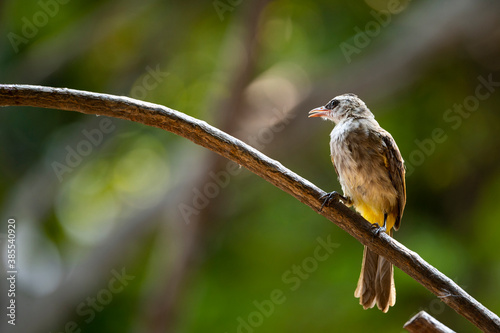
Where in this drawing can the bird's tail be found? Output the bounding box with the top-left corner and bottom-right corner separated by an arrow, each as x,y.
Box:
375,253 -> 396,312
354,233 -> 396,312
354,246 -> 378,309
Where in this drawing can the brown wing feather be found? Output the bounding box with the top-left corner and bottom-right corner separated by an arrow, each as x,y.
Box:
380,132 -> 406,230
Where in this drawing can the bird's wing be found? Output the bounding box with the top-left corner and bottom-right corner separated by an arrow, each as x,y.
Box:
379,131 -> 406,230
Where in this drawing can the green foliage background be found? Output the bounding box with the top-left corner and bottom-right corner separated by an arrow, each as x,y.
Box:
1,0 -> 499,332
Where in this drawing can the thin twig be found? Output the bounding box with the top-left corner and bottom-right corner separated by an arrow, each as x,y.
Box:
1,84 -> 499,332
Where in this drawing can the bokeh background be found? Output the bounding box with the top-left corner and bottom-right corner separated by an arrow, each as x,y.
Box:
1,0 -> 500,332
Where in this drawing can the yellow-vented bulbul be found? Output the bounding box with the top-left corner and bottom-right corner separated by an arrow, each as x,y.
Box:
308,93 -> 406,312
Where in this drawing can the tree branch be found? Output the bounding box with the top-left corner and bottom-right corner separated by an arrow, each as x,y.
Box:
404,311 -> 455,333
1,84 -> 499,332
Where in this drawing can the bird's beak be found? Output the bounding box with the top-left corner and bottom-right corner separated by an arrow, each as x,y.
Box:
308,106 -> 329,118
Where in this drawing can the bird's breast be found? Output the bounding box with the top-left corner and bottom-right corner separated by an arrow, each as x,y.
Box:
329,121 -> 397,210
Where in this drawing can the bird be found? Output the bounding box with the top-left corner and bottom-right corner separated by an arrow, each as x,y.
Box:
308,93 -> 406,312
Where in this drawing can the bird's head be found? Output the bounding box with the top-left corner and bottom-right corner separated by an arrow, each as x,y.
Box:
308,93 -> 373,124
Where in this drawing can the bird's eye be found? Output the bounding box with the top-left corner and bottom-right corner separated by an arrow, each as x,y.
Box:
326,99 -> 339,110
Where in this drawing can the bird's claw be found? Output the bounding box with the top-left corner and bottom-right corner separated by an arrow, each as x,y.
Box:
371,223 -> 386,235
319,191 -> 349,211
370,223 -> 387,242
